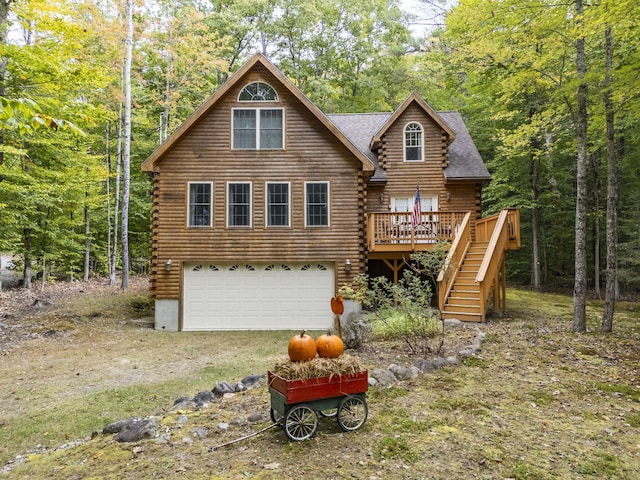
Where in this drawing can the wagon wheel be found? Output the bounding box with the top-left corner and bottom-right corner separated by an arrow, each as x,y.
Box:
270,408 -> 283,425
318,408 -> 338,418
337,395 -> 368,432
283,403 -> 318,441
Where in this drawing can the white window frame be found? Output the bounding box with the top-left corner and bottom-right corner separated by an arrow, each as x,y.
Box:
187,181 -> 213,227
391,195 -> 438,213
227,182 -> 252,227
232,108 -> 284,150
265,181 -> 291,228
404,122 -> 424,162
304,181 -> 330,227
238,81 -> 279,102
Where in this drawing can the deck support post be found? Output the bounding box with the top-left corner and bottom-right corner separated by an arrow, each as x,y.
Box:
382,258 -> 403,284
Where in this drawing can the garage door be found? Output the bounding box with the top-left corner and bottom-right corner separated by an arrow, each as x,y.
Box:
182,262 -> 335,331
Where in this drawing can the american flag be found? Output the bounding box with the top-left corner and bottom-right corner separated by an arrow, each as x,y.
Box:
412,186 -> 421,228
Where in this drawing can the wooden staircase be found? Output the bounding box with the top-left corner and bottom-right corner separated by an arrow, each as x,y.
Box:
437,209 -> 521,323
441,241 -> 487,322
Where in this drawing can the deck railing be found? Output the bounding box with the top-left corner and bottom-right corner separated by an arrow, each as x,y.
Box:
436,212 -> 472,312
366,211 -> 468,252
475,209 -> 520,320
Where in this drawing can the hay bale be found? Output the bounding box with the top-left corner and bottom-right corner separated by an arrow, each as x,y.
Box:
271,354 -> 365,381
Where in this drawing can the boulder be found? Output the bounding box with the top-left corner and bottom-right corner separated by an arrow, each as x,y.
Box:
114,418 -> 160,443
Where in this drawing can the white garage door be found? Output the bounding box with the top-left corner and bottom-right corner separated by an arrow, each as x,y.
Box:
182,262 -> 335,331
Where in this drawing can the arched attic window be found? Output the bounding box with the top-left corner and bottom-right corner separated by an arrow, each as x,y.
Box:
238,82 -> 278,101
404,122 -> 424,162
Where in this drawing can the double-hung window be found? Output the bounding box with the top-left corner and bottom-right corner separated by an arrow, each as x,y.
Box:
305,182 -> 329,227
234,81 -> 283,149
188,182 -> 212,227
227,182 -> 252,227
232,109 -> 284,149
266,182 -> 290,227
404,122 -> 424,162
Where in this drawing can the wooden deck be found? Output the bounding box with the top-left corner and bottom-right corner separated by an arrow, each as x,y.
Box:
366,211 -> 469,253
366,209 -> 521,323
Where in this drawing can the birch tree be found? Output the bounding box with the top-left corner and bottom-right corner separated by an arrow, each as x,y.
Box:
121,0 -> 133,291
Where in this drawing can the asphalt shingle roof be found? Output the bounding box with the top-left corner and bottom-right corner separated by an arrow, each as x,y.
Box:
327,110 -> 490,183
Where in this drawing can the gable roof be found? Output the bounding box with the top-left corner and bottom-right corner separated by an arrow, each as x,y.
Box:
141,53 -> 375,173
369,92 -> 457,150
328,109 -> 490,183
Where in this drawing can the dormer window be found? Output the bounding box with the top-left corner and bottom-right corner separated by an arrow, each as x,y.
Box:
404,122 -> 423,162
238,82 -> 278,102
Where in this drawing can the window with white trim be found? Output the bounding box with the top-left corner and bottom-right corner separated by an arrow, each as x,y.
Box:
238,82 -> 278,101
188,182 -> 212,227
266,182 -> 290,227
232,108 -> 284,149
227,182 -> 251,227
404,122 -> 423,162
305,182 -> 329,227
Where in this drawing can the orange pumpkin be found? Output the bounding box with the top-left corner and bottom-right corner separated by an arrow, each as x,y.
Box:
330,295 -> 344,315
316,330 -> 344,359
288,330 -> 317,362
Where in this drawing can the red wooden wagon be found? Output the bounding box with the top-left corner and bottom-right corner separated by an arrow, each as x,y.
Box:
267,370 -> 369,441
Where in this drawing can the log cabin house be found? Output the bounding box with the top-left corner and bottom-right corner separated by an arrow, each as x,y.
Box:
141,53 -> 520,331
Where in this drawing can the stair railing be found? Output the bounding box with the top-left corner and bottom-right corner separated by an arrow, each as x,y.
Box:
437,212 -> 471,313
475,209 -> 510,320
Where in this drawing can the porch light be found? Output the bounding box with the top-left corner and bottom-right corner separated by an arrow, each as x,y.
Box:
446,192 -> 451,201
165,259 -> 172,272
345,259 -> 352,272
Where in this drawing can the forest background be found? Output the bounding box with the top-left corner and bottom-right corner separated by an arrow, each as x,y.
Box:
0,0 -> 639,311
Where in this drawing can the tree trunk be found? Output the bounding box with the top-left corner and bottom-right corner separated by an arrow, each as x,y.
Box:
106,122 -> 112,281
121,0 -> 133,291
572,0 -> 588,333
23,228 -> 32,289
83,197 -> 90,282
110,104 -> 123,286
530,156 -> 541,290
591,151 -> 600,299
602,24 -> 617,333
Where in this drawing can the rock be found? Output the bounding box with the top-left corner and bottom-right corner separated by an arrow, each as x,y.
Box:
177,415 -> 188,427
193,391 -> 215,408
459,348 -> 475,358
240,374 -> 264,389
446,356 -> 459,365
368,376 -> 378,386
389,363 -> 420,380
114,418 -> 160,443
103,417 -> 142,434
248,413 -> 266,423
172,398 -> 196,411
342,313 -> 372,349
192,427 -> 209,438
370,368 -> 396,387
234,382 -> 247,392
443,319 -> 463,328
414,357 -> 447,373
213,381 -> 236,396
230,417 -> 247,427
217,422 -> 229,431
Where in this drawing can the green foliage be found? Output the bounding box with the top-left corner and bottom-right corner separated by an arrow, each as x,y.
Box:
341,250 -> 447,356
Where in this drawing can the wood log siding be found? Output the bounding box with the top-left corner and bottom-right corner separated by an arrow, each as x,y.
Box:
364,105 -> 481,219
149,68 -> 364,300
